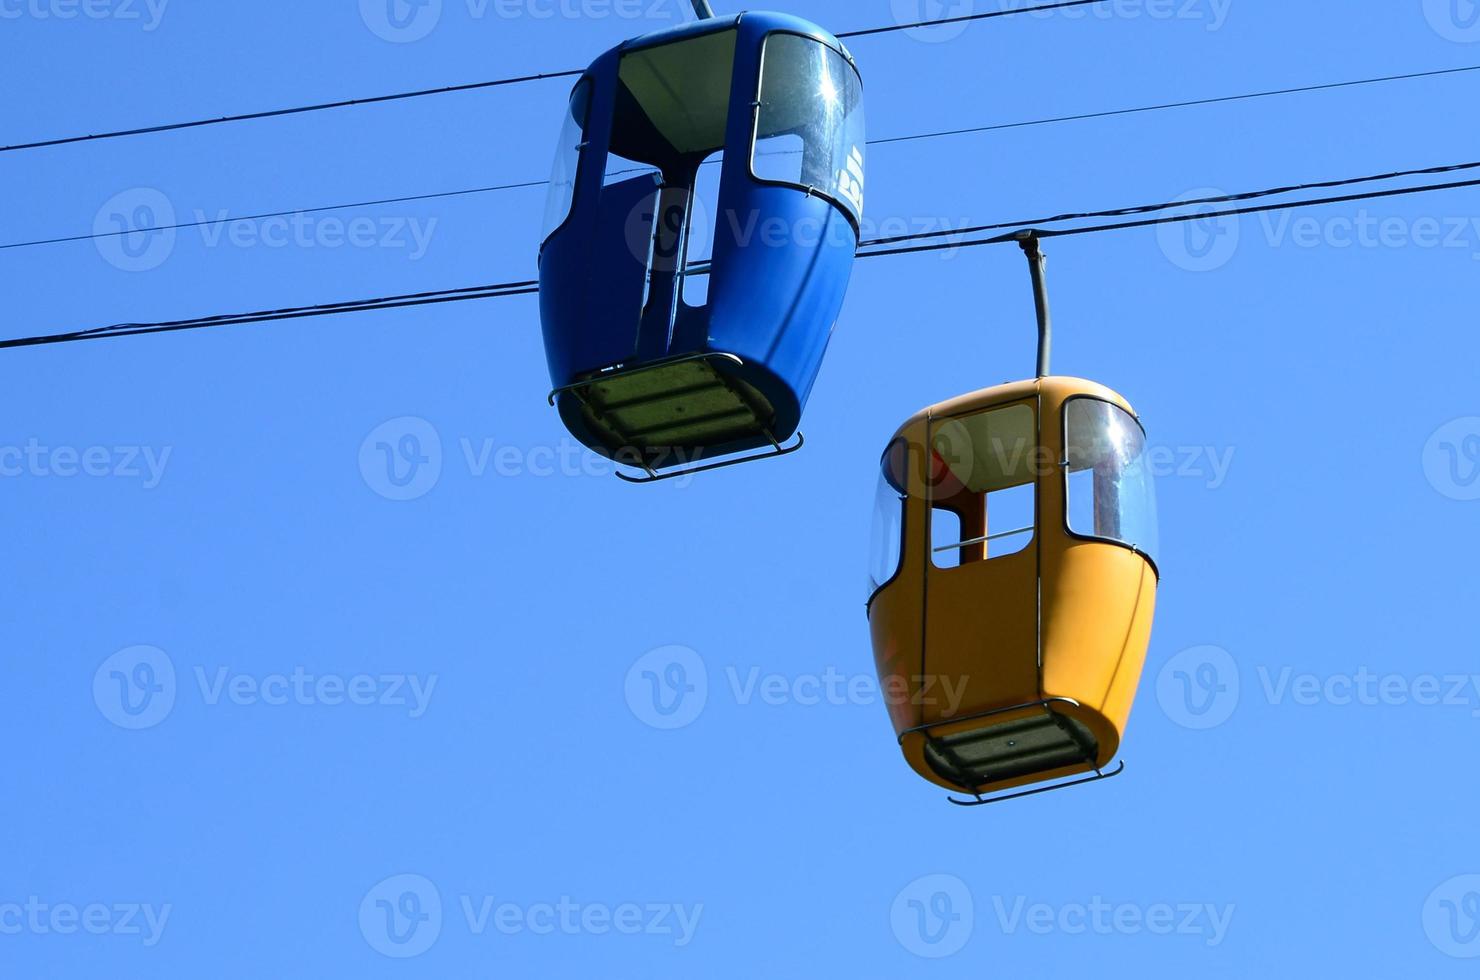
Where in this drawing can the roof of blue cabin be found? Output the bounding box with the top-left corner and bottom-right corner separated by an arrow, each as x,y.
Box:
595,10 -> 856,70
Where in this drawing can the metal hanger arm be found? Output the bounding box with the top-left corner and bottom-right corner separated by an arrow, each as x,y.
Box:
1016,230 -> 1053,378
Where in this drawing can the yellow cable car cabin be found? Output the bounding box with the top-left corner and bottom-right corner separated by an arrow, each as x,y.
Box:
866,376 -> 1159,805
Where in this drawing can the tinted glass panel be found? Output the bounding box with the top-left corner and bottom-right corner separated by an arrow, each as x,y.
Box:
868,440 -> 907,597
682,150 -> 723,307
542,78 -> 591,241
753,34 -> 865,219
1065,399 -> 1159,563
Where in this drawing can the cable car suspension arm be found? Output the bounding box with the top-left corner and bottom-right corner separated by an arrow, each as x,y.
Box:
1016,231 -> 1052,379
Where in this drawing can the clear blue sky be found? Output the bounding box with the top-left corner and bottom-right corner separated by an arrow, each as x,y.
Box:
4,1 -> 1480,975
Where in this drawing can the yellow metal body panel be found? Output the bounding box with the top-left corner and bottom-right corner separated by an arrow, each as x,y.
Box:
1040,541 -> 1158,761
922,397 -> 1041,734
867,376 -> 1158,797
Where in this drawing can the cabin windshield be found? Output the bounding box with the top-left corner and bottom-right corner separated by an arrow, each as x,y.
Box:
1065,398 -> 1159,564
753,34 -> 866,220
868,439 -> 909,598
543,77 -> 591,242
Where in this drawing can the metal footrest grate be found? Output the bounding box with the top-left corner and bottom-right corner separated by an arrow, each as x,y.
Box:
903,697 -> 1123,807
549,352 -> 802,481
924,710 -> 1099,790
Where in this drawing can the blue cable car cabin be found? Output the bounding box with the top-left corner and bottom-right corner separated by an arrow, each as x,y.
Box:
539,12 -> 865,480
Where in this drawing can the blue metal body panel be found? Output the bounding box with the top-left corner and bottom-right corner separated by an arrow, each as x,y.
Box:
538,11 -> 862,465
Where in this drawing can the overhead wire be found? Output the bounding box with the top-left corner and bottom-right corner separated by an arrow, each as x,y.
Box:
854,175 -> 1480,258
9,3 -> 1479,348
0,0 -> 1108,155
0,180 -> 549,251
7,63 -> 1478,253
865,64 -> 1480,147
7,165 -> 1479,351
0,71 -> 585,155
858,159 -> 1480,247
0,280 -> 537,350
834,0 -> 1104,38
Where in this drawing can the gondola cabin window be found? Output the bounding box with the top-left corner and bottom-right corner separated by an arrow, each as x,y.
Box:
542,78 -> 591,242
682,150 -> 724,308
752,33 -> 865,221
1064,397 -> 1159,563
929,403 -> 1037,569
868,440 -> 907,598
